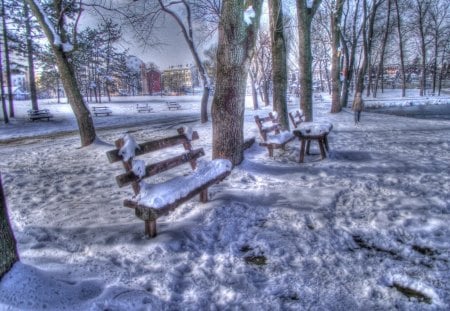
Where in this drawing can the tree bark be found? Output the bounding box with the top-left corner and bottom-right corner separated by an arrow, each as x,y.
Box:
0,42 -> 9,124
296,0 -> 322,121
393,0 -> 406,97
330,0 -> 344,113
212,1 -> 262,165
26,0 -> 96,147
269,0 -> 289,130
416,0 -> 429,97
24,2 -> 39,111
0,175 -> 19,279
1,0 -> 14,118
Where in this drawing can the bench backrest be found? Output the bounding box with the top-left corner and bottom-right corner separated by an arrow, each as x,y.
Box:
288,110 -> 304,128
254,113 -> 280,141
106,127 -> 204,195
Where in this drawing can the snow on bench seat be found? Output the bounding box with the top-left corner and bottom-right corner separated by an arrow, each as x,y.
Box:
137,159 -> 232,209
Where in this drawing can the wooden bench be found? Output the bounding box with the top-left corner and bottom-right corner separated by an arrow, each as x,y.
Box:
166,102 -> 181,110
292,122 -> 333,163
288,110 -> 304,129
106,127 -> 232,238
254,113 -> 295,157
27,109 -> 53,121
136,103 -> 153,113
314,94 -> 323,101
92,106 -> 112,116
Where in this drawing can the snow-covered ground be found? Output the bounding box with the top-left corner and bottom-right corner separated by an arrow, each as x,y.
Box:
0,91 -> 449,310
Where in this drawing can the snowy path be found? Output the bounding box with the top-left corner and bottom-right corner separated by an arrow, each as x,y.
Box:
0,97 -> 449,310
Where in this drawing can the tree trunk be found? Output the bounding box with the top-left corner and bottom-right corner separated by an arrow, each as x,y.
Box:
0,43 -> 9,124
373,0 -> 391,98
330,0 -> 344,113
249,71 -> 259,110
394,0 -> 406,97
0,175 -> 19,278
26,0 -> 96,147
24,2 -> 39,111
269,0 -> 289,130
212,1 -> 262,165
1,0 -> 14,118
416,0 -> 429,97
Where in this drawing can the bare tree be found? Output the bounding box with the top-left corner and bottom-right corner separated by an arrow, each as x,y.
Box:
212,1 -> 262,165
296,0 -> 323,121
329,0 -> 345,113
393,0 -> 406,97
25,0 -> 97,147
373,0 -> 391,98
1,0 -> 14,118
412,0 -> 431,96
353,0 -> 383,102
340,0 -> 361,107
269,0 -> 289,130
0,43 -> 8,123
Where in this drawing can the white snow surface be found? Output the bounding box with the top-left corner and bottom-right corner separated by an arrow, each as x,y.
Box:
138,159 -> 232,209
0,91 -> 450,310
118,134 -> 140,162
266,130 -> 294,144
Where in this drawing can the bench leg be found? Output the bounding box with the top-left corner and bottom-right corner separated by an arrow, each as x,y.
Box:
306,140 -> 311,155
318,139 -> 326,159
268,147 -> 274,157
145,220 -> 157,238
200,189 -> 208,203
299,139 -> 306,163
324,135 -> 330,152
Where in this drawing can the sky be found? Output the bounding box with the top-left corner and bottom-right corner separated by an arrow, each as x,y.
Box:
0,90 -> 449,310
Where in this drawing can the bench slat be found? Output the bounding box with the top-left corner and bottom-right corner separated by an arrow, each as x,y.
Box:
116,148 -> 205,187
106,131 -> 200,163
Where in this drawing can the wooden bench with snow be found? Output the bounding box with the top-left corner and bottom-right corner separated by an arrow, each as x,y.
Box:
288,110 -> 304,129
254,112 -> 295,157
106,127 -> 232,238
136,103 -> 153,113
166,102 -> 181,110
92,106 -> 112,117
28,109 -> 53,121
292,122 -> 333,163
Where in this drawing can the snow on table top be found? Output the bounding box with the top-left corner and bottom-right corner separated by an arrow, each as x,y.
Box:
297,122 -> 333,136
137,159 -> 232,209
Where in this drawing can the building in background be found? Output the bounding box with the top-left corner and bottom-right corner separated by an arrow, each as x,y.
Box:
141,65 -> 162,95
161,64 -> 199,95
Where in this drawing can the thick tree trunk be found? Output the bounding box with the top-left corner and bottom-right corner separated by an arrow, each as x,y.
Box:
212,1 -> 262,165
1,0 -> 14,118
330,0 -> 344,113
269,0 -> 289,130
0,175 -> 19,279
24,2 -> 39,111
0,43 -> 9,124
296,0 -> 322,122
26,0 -> 96,147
